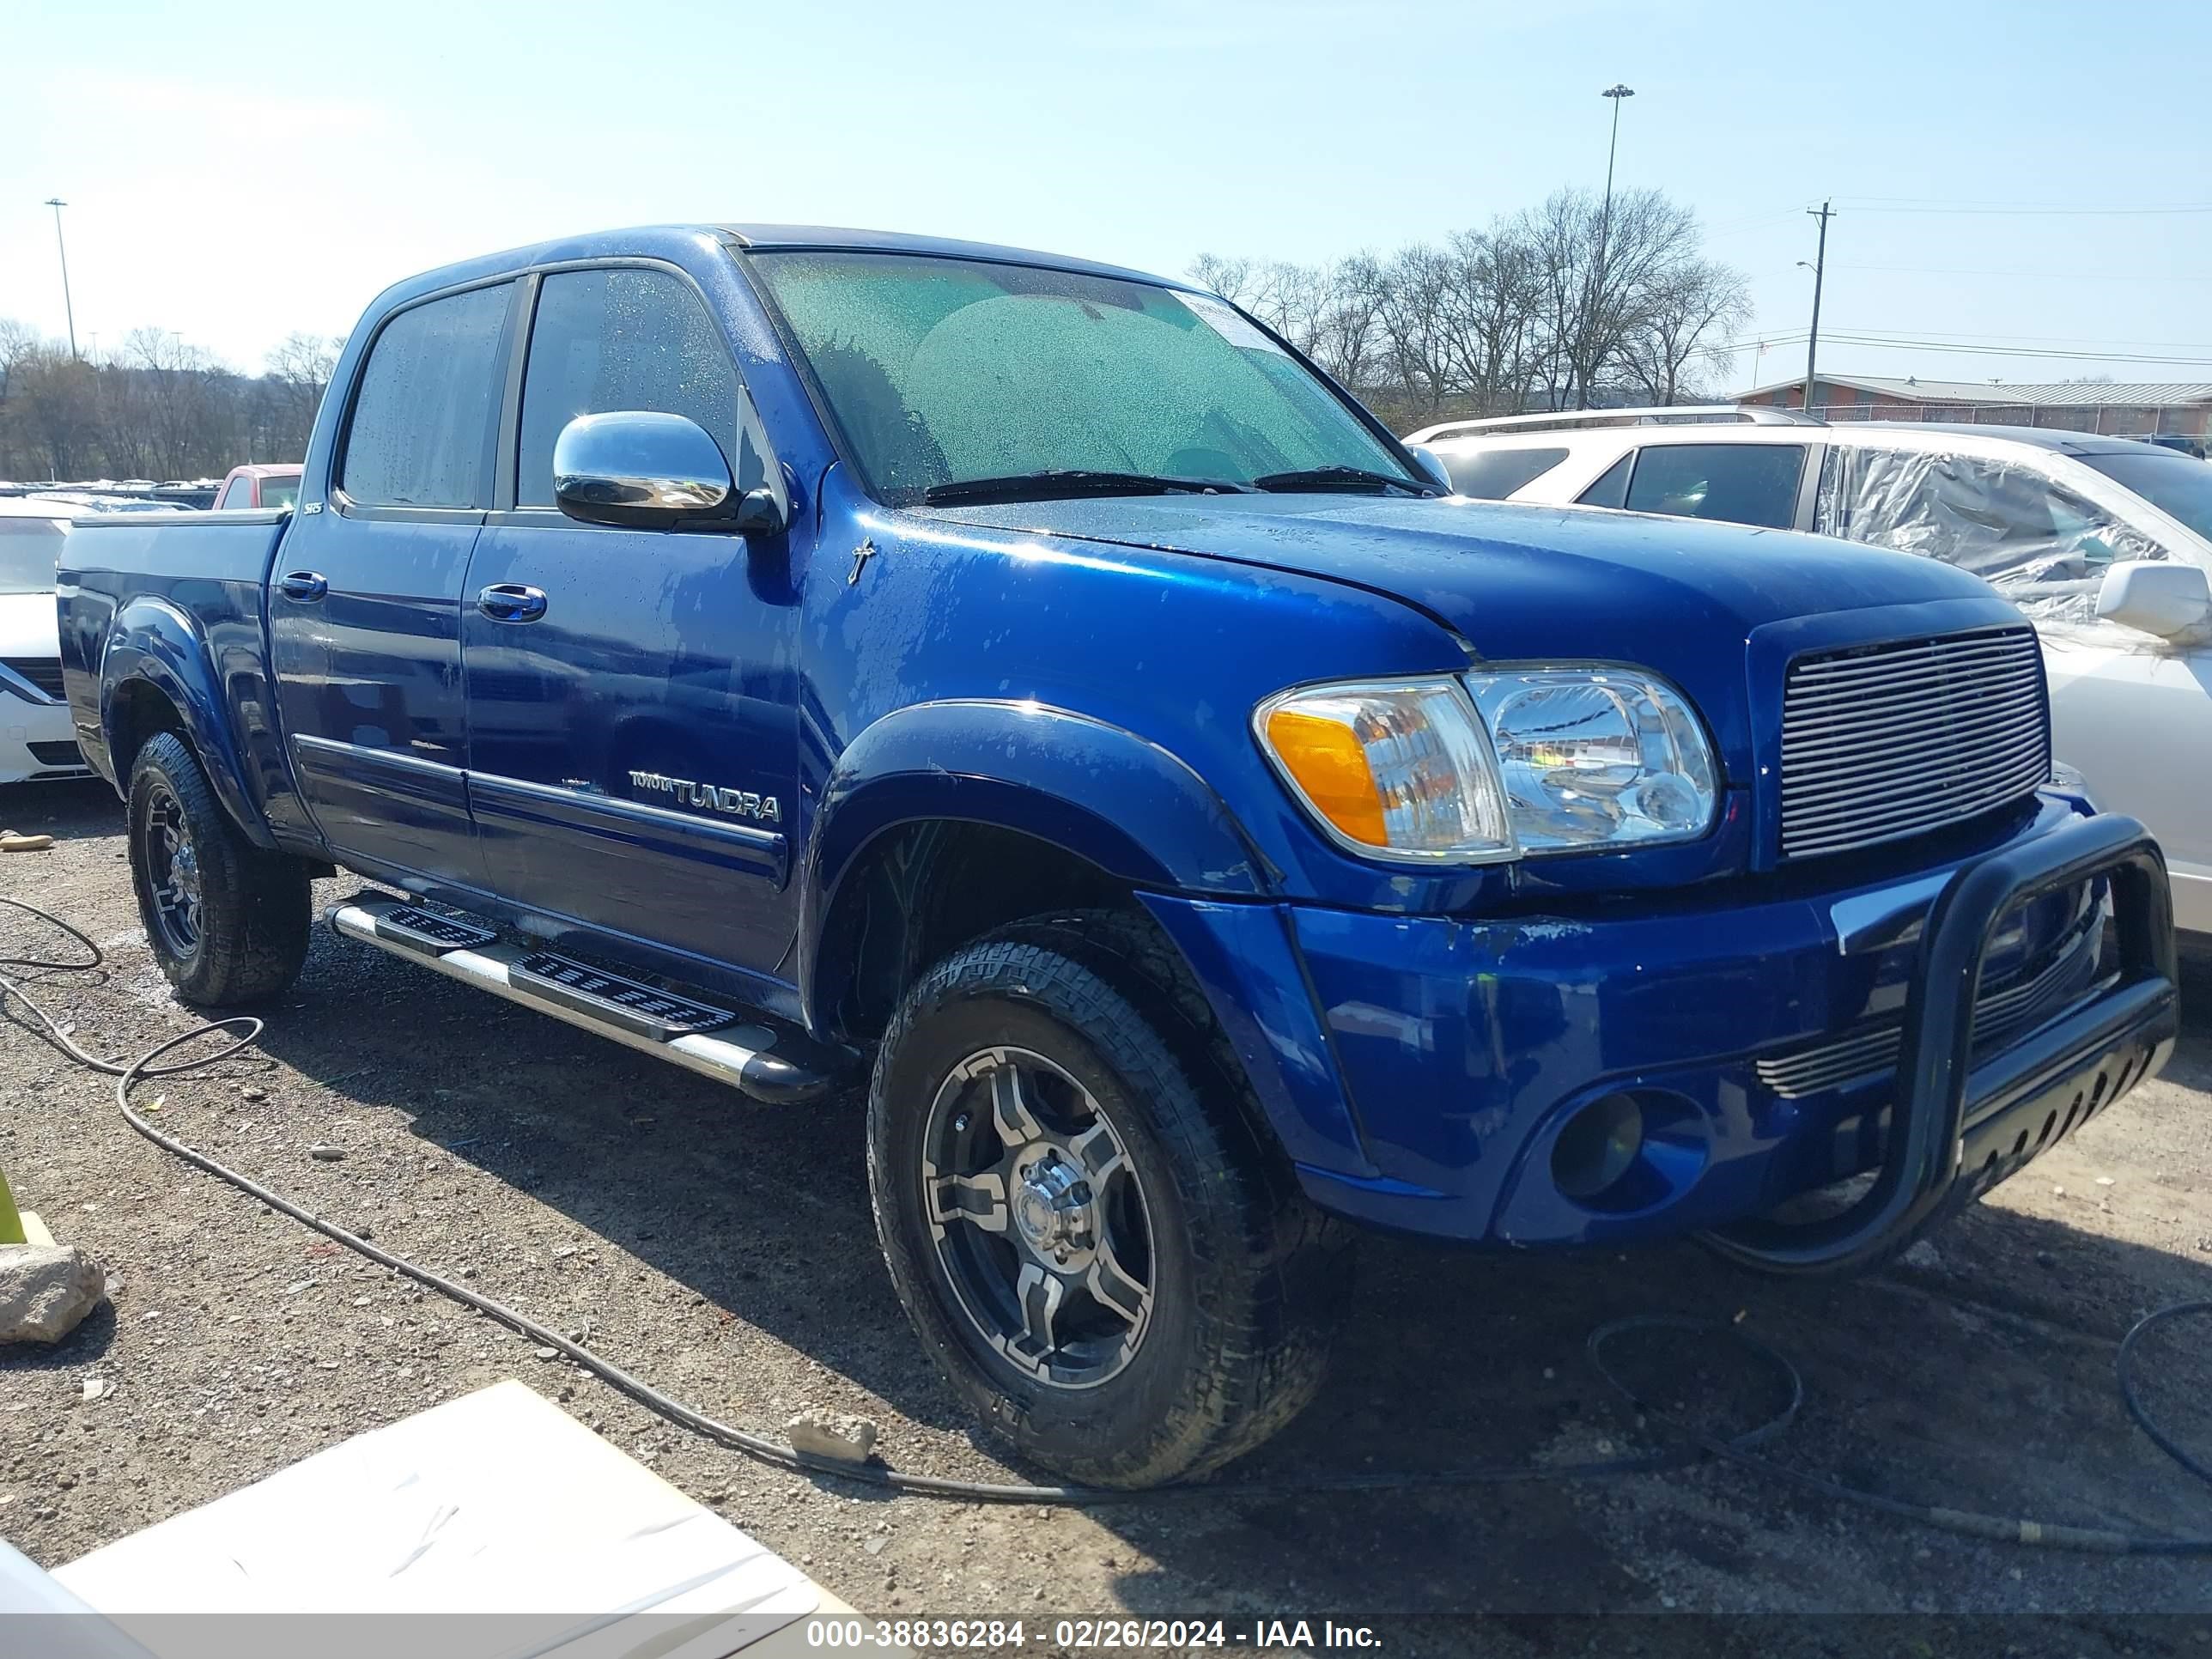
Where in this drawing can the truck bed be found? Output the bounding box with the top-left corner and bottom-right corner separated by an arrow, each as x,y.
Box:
57,508 -> 292,791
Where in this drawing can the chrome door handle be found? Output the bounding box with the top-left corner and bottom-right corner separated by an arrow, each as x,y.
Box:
276,570 -> 327,603
477,583 -> 548,623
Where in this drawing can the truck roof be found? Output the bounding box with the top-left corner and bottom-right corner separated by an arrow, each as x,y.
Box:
375,223 -> 1189,315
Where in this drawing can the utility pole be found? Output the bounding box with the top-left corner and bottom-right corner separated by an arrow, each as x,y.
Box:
1803,200 -> 1834,414
44,198 -> 78,359
1584,83 -> 1635,409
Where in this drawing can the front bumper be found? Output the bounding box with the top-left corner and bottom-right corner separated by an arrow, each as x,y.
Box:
1144,794 -> 2179,1264
0,684 -> 90,784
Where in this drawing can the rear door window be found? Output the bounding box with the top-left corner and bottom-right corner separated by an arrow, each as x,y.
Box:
1440,446 -> 1569,500
515,267 -> 753,509
1622,443 -> 1806,530
1576,453 -> 1633,509
339,283 -> 510,509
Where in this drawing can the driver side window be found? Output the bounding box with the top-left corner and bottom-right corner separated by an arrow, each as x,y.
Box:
514,267 -> 757,509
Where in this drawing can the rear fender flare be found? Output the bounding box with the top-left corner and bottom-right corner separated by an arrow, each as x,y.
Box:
100,595 -> 276,850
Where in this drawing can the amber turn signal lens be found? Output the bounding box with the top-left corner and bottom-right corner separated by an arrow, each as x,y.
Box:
1254,678 -> 1516,863
1263,707 -> 1390,847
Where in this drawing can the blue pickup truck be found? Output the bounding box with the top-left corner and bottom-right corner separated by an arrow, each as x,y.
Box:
57,225 -> 2179,1486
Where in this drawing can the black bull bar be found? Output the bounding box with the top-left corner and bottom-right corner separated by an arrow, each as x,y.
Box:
1708,813 -> 2179,1275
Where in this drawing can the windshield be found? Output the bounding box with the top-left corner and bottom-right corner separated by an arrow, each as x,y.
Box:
260,475 -> 301,510
2080,447 -> 2212,545
0,517 -> 65,595
749,251 -> 1416,505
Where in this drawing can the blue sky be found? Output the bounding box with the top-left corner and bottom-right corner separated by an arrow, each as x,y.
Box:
5,0 -> 2207,392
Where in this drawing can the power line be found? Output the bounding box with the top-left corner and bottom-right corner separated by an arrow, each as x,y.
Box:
1832,262 -> 2204,283
1685,329 -> 2212,369
1827,325 -> 2212,351
1809,334 -> 2212,368
1835,197 -> 2212,217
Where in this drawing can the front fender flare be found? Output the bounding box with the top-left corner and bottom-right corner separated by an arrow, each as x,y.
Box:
100,595 -> 276,849
799,699 -> 1272,1021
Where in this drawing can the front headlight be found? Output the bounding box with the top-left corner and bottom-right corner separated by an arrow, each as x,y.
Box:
1462,667 -> 1717,852
1254,678 -> 1516,863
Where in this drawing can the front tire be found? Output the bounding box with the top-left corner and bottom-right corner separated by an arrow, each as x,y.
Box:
868,917 -> 1348,1486
127,732 -> 310,1006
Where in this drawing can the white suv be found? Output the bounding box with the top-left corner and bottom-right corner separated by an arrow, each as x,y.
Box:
1405,409 -> 2212,933
0,499 -> 93,786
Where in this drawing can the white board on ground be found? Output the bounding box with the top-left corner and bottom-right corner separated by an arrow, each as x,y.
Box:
46,1379 -> 864,1659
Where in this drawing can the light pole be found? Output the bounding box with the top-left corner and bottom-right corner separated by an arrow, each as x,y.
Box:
44,198 -> 77,360
1601,84 -> 1635,228
1584,84 -> 1634,410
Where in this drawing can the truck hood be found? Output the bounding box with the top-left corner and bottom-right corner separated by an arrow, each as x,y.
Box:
927,492 -> 2014,798
0,590 -> 60,660
926,494 -> 1997,661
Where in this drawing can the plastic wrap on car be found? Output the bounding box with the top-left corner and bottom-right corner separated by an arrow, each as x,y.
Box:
1816,447 -> 2168,626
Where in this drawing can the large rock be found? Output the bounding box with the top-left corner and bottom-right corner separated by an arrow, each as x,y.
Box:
786,1407 -> 880,1464
0,1243 -> 108,1344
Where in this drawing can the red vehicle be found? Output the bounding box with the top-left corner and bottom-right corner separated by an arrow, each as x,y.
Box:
212,464 -> 302,511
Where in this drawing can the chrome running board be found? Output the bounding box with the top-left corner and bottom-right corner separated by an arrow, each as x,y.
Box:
327,894 -> 842,1104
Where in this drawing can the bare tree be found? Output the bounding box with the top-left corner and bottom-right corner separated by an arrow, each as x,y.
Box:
3,342 -> 101,478
0,319 -> 320,482
260,332 -> 341,460
1321,254 -> 1388,392
1370,245 -> 1462,423
1195,184 -> 1752,429
1186,253 -> 1255,307
122,327 -> 238,478
0,319 -> 40,398
1617,258 -> 1753,404
1437,226 -> 1542,416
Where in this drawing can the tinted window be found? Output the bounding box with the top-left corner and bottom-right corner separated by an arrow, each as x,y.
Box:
261,476 -> 300,510
1577,453 -> 1633,509
516,268 -> 750,509
1624,443 -> 1804,529
2081,447 -> 2212,544
340,284 -> 509,508
1442,446 -> 1569,500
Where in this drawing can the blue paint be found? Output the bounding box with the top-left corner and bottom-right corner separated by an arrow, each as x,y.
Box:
55,223 -> 2176,1260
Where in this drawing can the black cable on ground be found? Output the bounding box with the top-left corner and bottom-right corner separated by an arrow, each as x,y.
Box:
3,891 -> 2209,1543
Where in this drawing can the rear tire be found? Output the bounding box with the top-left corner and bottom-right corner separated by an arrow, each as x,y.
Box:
127,732 -> 310,1007
868,915 -> 1349,1486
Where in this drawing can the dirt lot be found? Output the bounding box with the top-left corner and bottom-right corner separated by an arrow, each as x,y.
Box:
4,778 -> 2209,1641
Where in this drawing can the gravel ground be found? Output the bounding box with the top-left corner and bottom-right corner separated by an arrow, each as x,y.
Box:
3,778 -> 2209,1644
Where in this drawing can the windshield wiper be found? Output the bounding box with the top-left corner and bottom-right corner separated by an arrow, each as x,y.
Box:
1249,465 -> 1436,496
921,470 -> 1246,507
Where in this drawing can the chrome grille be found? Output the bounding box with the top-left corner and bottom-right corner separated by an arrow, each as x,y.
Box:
1779,629 -> 2049,860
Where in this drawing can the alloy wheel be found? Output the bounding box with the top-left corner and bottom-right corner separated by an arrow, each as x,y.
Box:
142,784 -> 204,957
920,1046 -> 1156,1389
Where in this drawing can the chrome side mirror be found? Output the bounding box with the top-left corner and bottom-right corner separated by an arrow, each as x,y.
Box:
2095,559 -> 2212,641
1407,443 -> 1456,493
552,410 -> 784,535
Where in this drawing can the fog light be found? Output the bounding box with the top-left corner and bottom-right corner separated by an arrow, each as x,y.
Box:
1552,1092 -> 1644,1201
